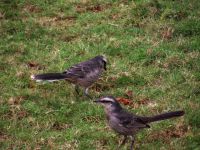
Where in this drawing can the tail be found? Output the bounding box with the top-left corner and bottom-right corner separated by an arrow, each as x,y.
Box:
142,111 -> 185,123
31,73 -> 68,82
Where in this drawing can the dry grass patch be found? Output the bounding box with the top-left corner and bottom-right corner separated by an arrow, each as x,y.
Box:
22,4 -> 42,13
147,123 -> 189,144
34,14 -> 76,28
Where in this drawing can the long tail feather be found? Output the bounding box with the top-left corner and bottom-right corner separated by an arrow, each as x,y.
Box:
31,73 -> 68,82
142,111 -> 184,123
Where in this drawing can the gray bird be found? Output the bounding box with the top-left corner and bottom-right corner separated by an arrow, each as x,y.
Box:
94,96 -> 185,150
31,55 -> 107,99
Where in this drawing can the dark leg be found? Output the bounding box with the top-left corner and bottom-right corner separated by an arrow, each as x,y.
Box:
75,85 -> 80,95
84,88 -> 92,100
130,136 -> 135,150
119,136 -> 127,148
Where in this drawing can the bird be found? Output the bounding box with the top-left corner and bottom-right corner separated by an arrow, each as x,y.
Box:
94,96 -> 185,150
31,55 -> 107,99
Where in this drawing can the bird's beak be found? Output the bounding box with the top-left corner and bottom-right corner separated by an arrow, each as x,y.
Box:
104,65 -> 107,70
94,99 -> 100,103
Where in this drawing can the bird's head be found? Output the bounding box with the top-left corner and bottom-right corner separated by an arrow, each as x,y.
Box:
95,55 -> 107,70
94,96 -> 122,111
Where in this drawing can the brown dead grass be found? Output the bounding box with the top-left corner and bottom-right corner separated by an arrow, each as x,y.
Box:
5,109 -> 28,120
8,96 -> 25,106
188,101 -> 200,110
161,27 -> 174,40
34,14 -> 76,28
0,132 -> 9,142
27,61 -> 45,70
0,11 -> 5,19
51,121 -> 71,131
162,55 -> 185,69
59,141 -> 78,150
91,77 -> 116,93
185,51 -> 199,59
147,124 -> 189,144
5,96 -> 28,120
82,116 -> 101,123
110,13 -> 122,20
94,138 -> 109,150
150,76 -> 163,87
75,3 -> 111,14
23,4 -> 42,13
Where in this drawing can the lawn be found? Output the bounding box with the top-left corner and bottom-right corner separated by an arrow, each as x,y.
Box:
0,0 -> 200,149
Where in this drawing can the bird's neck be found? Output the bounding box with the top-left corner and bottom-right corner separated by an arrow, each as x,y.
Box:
105,104 -> 122,115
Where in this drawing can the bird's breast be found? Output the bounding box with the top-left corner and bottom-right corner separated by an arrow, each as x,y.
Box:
85,69 -> 102,79
107,114 -> 139,136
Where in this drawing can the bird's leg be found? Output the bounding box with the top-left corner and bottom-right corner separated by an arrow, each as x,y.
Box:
75,85 -> 80,95
130,136 -> 135,150
84,88 -> 92,100
119,135 -> 127,148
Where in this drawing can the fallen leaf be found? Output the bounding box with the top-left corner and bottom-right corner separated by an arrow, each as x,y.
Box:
116,97 -> 133,105
116,96 -> 155,109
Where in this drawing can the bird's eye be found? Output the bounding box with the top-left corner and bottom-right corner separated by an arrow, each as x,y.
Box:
101,100 -> 112,103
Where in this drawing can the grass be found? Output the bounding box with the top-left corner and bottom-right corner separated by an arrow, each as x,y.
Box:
0,0 -> 200,149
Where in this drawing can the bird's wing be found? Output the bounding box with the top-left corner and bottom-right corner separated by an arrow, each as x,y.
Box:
118,112 -> 150,129
63,60 -> 97,79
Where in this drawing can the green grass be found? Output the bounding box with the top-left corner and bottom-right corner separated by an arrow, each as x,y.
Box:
0,0 -> 200,149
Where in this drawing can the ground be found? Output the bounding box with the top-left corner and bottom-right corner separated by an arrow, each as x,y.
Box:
0,0 -> 200,149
